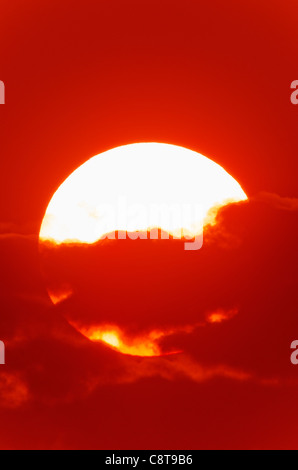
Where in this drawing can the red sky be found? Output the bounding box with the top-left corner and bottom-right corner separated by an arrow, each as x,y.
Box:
0,0 -> 298,449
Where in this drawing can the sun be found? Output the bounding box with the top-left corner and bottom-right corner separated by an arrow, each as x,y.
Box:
39,142 -> 247,356
40,143 -> 247,244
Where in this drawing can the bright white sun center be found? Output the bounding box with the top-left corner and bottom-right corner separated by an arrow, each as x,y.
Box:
40,143 -> 247,244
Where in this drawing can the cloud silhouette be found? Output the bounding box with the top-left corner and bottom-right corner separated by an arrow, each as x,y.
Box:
253,192 -> 298,211
0,196 -> 298,449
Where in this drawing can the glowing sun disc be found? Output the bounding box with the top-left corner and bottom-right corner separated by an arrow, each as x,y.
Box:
40,143 -> 247,244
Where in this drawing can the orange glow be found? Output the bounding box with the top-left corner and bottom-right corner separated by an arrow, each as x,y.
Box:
81,326 -> 163,356
48,288 -> 73,305
100,332 -> 120,349
207,308 -> 238,324
76,324 -> 185,357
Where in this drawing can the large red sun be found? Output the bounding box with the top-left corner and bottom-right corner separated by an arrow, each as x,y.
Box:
39,143 -> 247,356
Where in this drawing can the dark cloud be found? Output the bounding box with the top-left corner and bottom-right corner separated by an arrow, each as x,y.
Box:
253,192 -> 298,211
0,196 -> 298,448
0,373 -> 29,408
